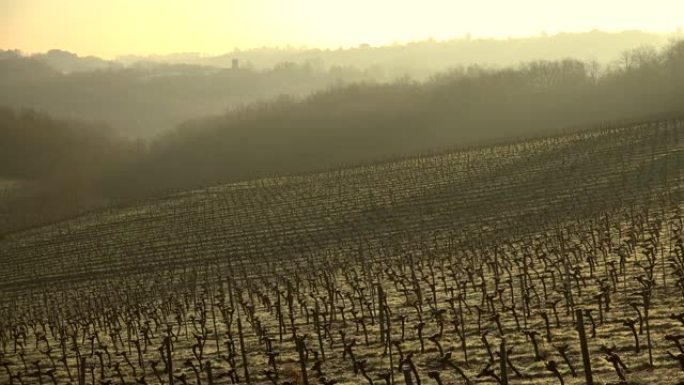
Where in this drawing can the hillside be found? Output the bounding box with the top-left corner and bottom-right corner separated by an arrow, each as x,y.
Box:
0,107 -> 139,232
2,120 -> 681,289
124,40 -> 684,195
0,56 -> 380,138
0,119 -> 682,385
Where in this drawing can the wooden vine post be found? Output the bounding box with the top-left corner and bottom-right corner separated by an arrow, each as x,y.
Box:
236,316 -> 251,384
166,336 -> 173,385
206,361 -> 214,385
295,335 -> 310,385
378,285 -> 386,344
403,368 -> 414,385
79,357 -> 86,385
314,301 -> 326,360
500,338 -> 508,385
576,308 -> 593,385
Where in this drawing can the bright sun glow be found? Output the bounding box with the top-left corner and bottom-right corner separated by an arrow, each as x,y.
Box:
2,0 -> 683,57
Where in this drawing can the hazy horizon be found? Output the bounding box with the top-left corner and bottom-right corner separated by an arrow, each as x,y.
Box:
2,0 -> 684,58
2,29 -> 682,61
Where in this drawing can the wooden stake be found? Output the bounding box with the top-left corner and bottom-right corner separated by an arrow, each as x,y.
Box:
576,309 -> 593,385
236,316 -> 251,384
500,338 -> 508,385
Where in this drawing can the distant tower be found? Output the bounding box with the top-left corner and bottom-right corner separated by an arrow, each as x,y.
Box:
232,58 -> 239,70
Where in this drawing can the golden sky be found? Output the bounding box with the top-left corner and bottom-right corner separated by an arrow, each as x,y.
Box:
1,0 -> 683,58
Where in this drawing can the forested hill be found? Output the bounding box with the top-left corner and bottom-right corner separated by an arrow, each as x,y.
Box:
127,41 -> 684,193
0,30 -> 675,138
1,41 -> 683,232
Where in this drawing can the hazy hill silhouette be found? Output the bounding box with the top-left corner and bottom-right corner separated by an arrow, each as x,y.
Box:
1,39 -> 682,232
0,30 -> 677,138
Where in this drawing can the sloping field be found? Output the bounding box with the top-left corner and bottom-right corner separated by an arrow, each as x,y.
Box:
0,119 -> 683,385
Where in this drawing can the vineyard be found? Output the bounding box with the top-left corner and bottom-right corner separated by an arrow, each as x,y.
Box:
0,119 -> 683,385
